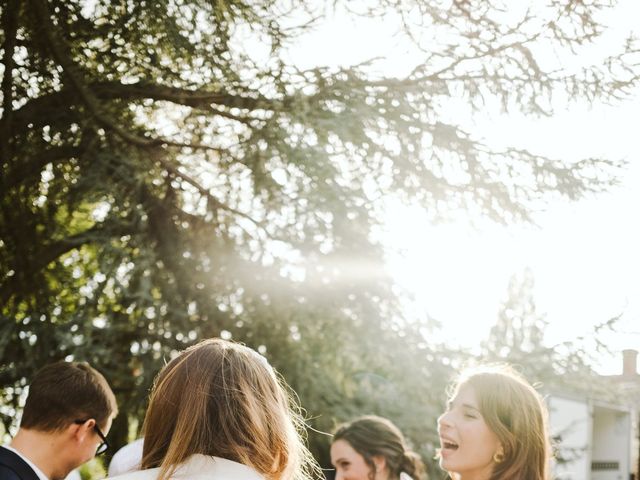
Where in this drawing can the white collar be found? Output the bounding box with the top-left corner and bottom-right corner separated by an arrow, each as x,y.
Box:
110,454 -> 264,480
2,445 -> 50,480
174,455 -> 263,479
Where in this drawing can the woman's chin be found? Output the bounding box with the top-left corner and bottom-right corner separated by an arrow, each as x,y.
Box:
438,456 -> 453,471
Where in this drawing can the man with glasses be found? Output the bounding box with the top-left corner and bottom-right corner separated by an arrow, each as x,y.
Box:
0,361 -> 118,480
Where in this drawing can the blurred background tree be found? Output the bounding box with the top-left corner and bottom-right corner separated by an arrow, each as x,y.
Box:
1,0 -> 638,476
482,269 -> 620,390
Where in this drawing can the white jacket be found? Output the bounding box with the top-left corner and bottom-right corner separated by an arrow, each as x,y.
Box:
109,454 -> 264,480
108,438 -> 144,477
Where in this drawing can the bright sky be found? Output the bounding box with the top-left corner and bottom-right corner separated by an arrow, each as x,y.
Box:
286,1 -> 640,374
381,105 -> 640,375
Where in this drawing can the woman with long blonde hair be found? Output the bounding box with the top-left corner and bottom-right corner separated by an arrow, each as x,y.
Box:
437,364 -> 550,480
110,338 -> 320,480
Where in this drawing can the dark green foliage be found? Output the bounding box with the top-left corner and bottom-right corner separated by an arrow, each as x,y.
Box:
1,0 -> 638,476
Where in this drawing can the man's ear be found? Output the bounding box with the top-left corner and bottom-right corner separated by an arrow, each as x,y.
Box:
69,419 -> 95,442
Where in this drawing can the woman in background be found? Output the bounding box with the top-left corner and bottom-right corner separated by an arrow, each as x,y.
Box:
110,338 -> 320,480
330,415 -> 426,480
437,364 -> 551,480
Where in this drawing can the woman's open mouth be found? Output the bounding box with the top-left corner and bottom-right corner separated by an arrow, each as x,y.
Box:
441,439 -> 459,451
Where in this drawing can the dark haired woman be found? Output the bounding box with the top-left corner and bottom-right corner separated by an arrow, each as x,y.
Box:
330,415 -> 425,480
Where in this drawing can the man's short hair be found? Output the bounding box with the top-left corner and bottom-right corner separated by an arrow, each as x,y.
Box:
20,361 -> 118,431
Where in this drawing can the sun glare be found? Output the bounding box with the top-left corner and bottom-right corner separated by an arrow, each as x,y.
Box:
281,0 -> 640,373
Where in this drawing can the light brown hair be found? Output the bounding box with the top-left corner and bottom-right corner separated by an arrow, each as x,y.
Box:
332,415 -> 426,480
449,365 -> 550,480
141,338 -> 320,480
20,361 -> 118,431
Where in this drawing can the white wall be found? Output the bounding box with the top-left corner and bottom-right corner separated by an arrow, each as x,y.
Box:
548,395 -> 591,480
591,406 -> 631,480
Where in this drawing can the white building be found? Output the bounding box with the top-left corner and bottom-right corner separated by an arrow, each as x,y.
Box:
548,350 -> 640,480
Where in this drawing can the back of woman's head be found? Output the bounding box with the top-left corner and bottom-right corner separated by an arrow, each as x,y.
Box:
451,365 -> 550,480
141,338 -> 318,480
332,415 -> 426,480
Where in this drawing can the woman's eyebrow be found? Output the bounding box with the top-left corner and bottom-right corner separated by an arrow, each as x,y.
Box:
448,399 -> 478,409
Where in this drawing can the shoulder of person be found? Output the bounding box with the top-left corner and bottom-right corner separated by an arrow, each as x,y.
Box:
108,467 -> 159,480
0,446 -> 40,480
0,463 -> 24,480
180,455 -> 264,480
108,439 -> 144,477
108,456 -> 264,480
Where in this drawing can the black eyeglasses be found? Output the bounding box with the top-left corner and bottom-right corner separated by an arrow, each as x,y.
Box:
74,419 -> 110,455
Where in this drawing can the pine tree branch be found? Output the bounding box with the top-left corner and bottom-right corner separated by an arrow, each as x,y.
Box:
30,0 -> 160,148
29,0 -> 265,232
4,145 -> 84,190
147,147 -> 264,231
3,81 -> 270,134
0,221 -> 135,305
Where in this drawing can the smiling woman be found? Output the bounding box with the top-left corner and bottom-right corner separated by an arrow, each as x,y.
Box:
330,416 -> 425,480
437,365 -> 551,480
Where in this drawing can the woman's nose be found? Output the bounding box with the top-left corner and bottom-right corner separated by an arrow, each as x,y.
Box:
438,411 -> 452,430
